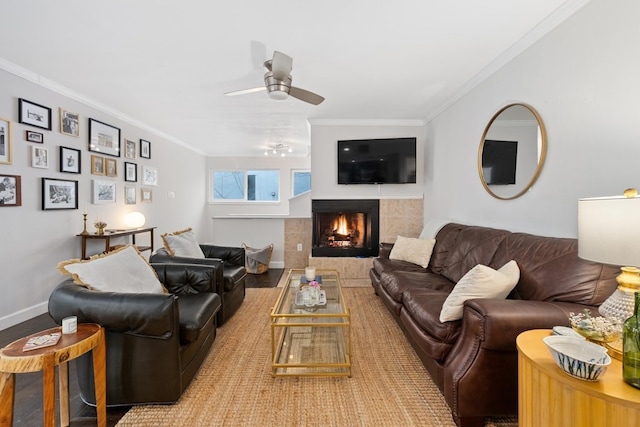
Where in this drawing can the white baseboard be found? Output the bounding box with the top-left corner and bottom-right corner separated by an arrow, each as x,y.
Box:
0,301 -> 49,332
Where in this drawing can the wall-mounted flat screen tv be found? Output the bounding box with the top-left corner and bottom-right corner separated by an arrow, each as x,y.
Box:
337,137 -> 417,184
482,140 -> 518,185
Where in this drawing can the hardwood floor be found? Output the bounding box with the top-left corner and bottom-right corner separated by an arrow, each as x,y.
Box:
0,269 -> 283,426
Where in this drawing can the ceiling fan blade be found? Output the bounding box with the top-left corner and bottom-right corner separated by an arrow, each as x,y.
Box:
289,86 -> 325,105
224,87 -> 266,96
271,51 -> 293,80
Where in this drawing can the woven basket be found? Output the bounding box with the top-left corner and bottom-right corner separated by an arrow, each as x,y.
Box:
242,243 -> 273,274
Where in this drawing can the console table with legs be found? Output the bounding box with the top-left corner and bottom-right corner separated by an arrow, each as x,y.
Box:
77,227 -> 156,259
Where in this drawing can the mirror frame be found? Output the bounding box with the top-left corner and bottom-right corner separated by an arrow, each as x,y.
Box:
478,103 -> 547,200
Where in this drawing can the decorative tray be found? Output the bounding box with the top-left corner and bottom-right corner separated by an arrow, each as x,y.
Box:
294,289 -> 327,308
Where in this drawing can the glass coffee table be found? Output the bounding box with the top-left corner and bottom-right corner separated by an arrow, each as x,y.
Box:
270,269 -> 351,377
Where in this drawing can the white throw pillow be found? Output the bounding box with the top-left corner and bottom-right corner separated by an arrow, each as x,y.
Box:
439,260 -> 520,322
161,228 -> 205,258
389,235 -> 436,268
58,245 -> 164,294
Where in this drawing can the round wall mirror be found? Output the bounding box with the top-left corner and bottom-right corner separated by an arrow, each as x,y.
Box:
478,103 -> 547,200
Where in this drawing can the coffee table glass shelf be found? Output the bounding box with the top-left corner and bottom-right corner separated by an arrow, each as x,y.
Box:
271,269 -> 351,377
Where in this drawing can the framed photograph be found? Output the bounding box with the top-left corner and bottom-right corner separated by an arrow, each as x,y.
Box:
125,185 -> 136,204
124,162 -> 137,182
124,139 -> 137,159
88,118 -> 121,157
0,117 -> 12,165
31,145 -> 49,169
0,174 -> 21,206
26,130 -> 43,143
141,187 -> 152,203
19,99 -> 52,130
140,139 -> 151,159
42,178 -> 77,210
92,179 -> 116,204
142,165 -> 158,186
60,146 -> 81,174
105,158 -> 117,177
60,108 -> 79,137
91,155 -> 104,175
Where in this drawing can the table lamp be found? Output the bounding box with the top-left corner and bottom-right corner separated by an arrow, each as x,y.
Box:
124,211 -> 146,229
578,189 -> 640,324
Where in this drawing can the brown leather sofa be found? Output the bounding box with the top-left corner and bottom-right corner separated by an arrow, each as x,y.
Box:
48,263 -> 221,406
370,223 -> 619,427
150,244 -> 246,325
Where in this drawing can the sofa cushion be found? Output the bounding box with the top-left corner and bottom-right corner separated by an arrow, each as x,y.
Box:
176,293 -> 221,345
373,256 -> 427,278
161,228 -> 205,258
401,289 -> 461,361
389,236 -> 436,268
381,270 -> 455,303
58,245 -> 164,294
439,260 -> 520,322
492,232 -> 619,305
439,225 -> 509,283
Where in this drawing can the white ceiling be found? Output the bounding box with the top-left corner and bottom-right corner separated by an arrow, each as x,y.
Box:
1,1 -> 588,157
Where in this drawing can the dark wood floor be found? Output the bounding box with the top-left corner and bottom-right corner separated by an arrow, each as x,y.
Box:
0,269 -> 283,426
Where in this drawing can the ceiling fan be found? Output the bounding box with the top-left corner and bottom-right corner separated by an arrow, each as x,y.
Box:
225,51 -> 324,105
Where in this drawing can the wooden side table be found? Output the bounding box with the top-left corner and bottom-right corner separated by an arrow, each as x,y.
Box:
0,324 -> 106,427
77,226 -> 156,259
517,329 -> 640,427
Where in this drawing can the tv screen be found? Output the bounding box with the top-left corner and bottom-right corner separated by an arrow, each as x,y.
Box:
482,140 -> 518,185
337,137 -> 417,184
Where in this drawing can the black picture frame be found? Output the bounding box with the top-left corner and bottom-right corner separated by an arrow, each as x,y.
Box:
140,139 -> 151,159
60,146 -> 81,174
88,118 -> 121,157
42,177 -> 78,210
124,162 -> 137,182
26,130 -> 44,143
19,98 -> 52,130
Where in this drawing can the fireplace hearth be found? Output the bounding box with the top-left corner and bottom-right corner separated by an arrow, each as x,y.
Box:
312,199 -> 379,257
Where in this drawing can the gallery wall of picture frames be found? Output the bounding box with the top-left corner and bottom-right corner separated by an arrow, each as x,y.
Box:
0,97 -> 157,210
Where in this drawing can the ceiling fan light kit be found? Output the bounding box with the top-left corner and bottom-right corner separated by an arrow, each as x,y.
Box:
226,51 -> 324,105
265,144 -> 292,157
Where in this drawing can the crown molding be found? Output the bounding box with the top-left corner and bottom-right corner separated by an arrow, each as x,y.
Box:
307,118 -> 425,127
426,0 -> 592,123
0,57 -> 204,155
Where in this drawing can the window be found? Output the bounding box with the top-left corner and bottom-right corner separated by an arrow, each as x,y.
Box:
292,170 -> 311,196
211,169 -> 279,202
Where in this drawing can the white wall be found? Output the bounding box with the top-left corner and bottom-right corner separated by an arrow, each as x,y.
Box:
309,120 -> 426,200
205,155 -> 311,267
425,0 -> 640,238
0,69 -> 208,330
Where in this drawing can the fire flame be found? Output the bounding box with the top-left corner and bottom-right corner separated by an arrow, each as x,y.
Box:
334,214 -> 350,236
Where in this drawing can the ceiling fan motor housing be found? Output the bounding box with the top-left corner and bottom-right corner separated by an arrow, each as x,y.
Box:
264,72 -> 291,100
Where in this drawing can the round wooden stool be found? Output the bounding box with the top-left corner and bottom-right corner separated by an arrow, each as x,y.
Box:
0,323 -> 106,427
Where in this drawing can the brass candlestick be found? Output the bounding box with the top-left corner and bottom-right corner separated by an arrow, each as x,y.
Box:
80,213 -> 89,236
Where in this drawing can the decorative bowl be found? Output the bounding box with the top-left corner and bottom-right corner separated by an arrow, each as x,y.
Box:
543,335 -> 611,381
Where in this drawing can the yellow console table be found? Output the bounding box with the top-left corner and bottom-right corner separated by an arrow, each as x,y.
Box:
517,329 -> 640,427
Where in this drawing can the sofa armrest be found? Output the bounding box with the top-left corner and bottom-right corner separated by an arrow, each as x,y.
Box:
200,244 -> 245,266
458,299 -> 594,351
152,262 -> 223,295
378,242 -> 394,259
48,279 -> 178,338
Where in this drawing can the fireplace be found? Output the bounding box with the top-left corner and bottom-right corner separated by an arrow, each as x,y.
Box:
312,199 -> 379,257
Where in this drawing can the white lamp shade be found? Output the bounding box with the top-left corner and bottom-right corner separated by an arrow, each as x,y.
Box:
578,195 -> 640,266
124,212 -> 146,229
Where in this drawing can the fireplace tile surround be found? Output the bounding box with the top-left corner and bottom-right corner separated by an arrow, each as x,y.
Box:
283,198 -> 423,279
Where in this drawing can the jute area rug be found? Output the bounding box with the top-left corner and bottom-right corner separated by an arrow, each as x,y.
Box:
116,287 -> 517,427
